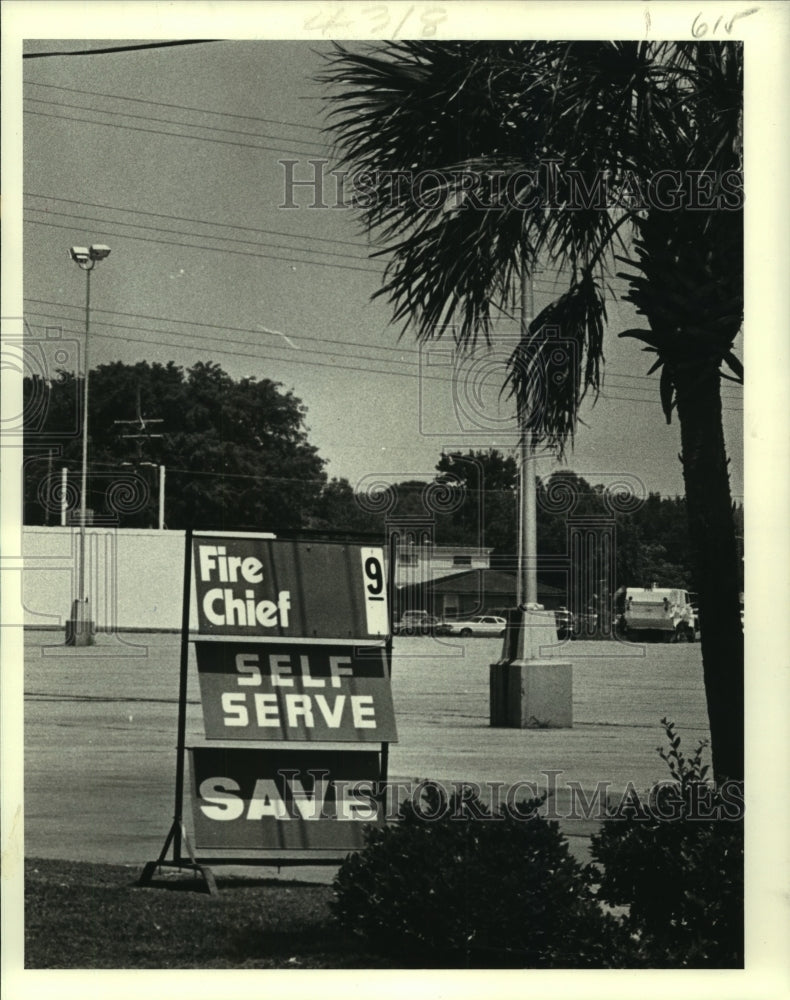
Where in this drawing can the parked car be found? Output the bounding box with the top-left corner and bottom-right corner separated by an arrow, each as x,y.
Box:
574,611 -> 599,636
554,608 -> 573,639
439,615 -> 507,637
554,608 -> 598,639
393,611 -> 440,635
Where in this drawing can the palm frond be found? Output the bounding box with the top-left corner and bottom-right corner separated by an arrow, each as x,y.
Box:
506,272 -> 606,456
319,40 -> 743,449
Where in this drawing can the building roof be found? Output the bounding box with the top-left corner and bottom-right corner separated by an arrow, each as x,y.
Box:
398,544 -> 494,555
423,569 -> 565,597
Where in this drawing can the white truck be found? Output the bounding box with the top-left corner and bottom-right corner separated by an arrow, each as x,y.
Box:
617,586 -> 697,643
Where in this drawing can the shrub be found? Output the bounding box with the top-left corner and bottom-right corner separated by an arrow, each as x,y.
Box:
589,718 -> 744,968
331,783 -> 630,968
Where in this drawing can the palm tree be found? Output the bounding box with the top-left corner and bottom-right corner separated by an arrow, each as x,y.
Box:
320,41 -> 743,784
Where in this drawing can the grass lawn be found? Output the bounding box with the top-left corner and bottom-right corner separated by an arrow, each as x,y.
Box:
24,858 -> 396,969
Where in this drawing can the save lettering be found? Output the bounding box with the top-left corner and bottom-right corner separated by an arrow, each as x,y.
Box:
198,775 -> 378,821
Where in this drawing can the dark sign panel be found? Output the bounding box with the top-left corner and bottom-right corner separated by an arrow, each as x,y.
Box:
189,747 -> 382,852
193,535 -> 389,638
194,641 -> 398,742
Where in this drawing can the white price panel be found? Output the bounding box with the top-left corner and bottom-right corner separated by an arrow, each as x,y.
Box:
360,547 -> 389,636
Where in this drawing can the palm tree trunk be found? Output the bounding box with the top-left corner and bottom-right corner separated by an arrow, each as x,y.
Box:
674,365 -> 743,784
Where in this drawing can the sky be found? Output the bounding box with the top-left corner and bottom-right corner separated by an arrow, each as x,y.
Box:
17,31 -> 745,503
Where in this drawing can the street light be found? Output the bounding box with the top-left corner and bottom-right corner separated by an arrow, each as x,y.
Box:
65,244 -> 111,646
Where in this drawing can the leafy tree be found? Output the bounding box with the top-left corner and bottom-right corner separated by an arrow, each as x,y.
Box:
308,476 -> 385,536
625,494 -> 694,589
433,449 -> 518,558
23,360 -> 327,531
321,41 -> 743,783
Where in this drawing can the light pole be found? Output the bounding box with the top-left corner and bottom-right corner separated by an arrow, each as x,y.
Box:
66,244 -> 111,646
517,264 -> 538,610
491,261 -> 573,729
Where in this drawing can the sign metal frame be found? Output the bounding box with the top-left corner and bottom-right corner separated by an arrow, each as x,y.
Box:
139,527 -> 394,894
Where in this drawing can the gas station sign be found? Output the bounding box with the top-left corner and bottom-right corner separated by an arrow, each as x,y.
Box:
194,640 -> 398,742
143,531 -> 395,889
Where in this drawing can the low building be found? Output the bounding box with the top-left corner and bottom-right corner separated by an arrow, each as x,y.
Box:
398,568 -> 566,619
393,542 -> 493,590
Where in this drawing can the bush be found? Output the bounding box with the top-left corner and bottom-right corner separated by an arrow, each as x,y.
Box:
331,783 -> 630,968
589,718 -> 744,968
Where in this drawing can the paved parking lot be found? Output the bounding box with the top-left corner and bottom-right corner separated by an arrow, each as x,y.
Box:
22,630 -> 709,872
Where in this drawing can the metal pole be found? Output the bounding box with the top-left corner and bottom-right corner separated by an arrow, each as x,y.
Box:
517,444 -> 525,607
45,449 -> 53,526
60,467 -> 67,526
158,465 -> 165,529
76,265 -> 91,640
173,526 -> 194,863
66,245 -> 108,644
525,272 -> 538,607
519,265 -> 538,607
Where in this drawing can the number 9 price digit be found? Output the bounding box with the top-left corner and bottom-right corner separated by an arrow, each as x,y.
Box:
364,555 -> 384,596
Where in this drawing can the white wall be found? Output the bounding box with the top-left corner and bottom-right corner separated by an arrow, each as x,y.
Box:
393,545 -> 492,588
23,527 -> 192,631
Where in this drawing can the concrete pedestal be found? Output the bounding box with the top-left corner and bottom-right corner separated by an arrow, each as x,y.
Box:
490,606 -> 573,729
65,599 -> 95,647
489,659 -> 573,728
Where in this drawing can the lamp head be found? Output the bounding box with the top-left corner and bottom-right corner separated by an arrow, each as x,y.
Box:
89,245 -> 111,261
69,246 -> 91,264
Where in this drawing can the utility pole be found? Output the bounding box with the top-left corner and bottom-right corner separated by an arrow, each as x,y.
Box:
60,467 -> 68,526
46,448 -> 53,526
114,385 -> 165,528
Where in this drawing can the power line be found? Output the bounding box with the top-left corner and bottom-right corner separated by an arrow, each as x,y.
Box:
25,207 -> 382,265
24,217 -> 384,276
21,199 -> 631,300
23,96 -> 330,152
47,459 -> 745,499
25,210 -> 728,347
23,40 -> 222,59
83,460 -> 332,487
24,195 -> 620,291
607,370 -> 742,390
25,299 -> 418,362
23,109 -> 328,159
24,306 -> 441,380
23,297 -> 744,399
25,211 -> 630,298
23,315 -> 467,385
22,312 -> 744,412
606,374 -> 741,397
24,79 -> 327,133
16,106 -> 679,299
24,193 -> 387,252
